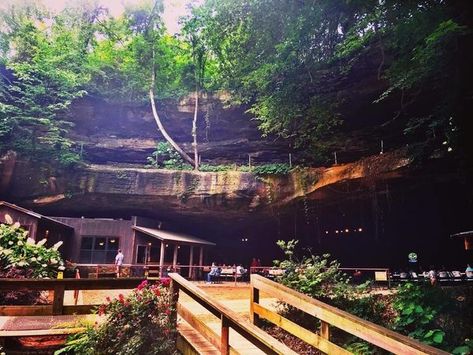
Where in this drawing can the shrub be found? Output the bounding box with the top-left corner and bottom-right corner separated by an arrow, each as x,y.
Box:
273,239 -> 355,303
0,215 -> 65,278
252,163 -> 291,176
57,279 -> 178,355
146,142 -> 192,170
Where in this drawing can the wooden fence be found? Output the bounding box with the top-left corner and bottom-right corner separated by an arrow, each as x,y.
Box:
0,278 -> 146,316
168,272 -> 298,355
250,274 -> 448,355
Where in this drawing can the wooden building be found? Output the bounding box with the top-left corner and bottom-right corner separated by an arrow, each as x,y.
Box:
1,202 -> 215,270
0,201 -> 73,254
46,217 -> 215,269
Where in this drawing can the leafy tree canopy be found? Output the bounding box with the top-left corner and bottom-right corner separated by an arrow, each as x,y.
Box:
188,0 -> 472,161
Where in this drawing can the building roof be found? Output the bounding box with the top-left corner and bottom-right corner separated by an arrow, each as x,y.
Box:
450,231 -> 473,238
0,201 -> 73,230
133,226 -> 216,246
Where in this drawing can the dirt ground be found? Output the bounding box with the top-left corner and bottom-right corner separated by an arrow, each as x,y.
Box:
79,281 -> 271,305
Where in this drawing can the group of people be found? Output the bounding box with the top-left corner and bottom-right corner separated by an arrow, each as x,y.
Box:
206,262 -> 247,283
425,264 -> 473,286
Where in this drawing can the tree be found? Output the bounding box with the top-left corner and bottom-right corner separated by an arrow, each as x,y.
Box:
0,3 -> 92,166
189,0 -> 472,163
181,13 -> 211,170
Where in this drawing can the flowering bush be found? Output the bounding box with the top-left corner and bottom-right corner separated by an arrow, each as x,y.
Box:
0,214 -> 65,278
58,279 -> 178,355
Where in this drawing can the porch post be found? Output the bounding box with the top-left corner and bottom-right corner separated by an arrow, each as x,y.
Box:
172,244 -> 178,270
159,241 -> 165,277
188,246 -> 194,278
199,246 -> 204,280
199,247 -> 204,266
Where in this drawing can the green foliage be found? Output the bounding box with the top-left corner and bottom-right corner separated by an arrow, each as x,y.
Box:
0,3 -> 92,166
274,240 -> 355,302
453,339 -> 473,355
252,163 -> 291,177
187,0 -> 471,162
147,142 -> 191,170
0,215 -> 65,278
57,279 -> 178,355
389,282 -> 473,350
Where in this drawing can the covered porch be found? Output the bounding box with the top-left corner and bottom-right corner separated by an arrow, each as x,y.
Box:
132,226 -> 215,278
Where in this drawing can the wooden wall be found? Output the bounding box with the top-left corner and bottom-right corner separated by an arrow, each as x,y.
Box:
52,217 -> 134,264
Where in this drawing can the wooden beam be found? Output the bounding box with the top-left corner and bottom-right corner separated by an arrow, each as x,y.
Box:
159,240 -> 165,277
253,303 -> 349,355
173,244 -> 178,269
0,328 -> 85,337
0,278 -> 147,291
188,246 -> 194,278
52,284 -> 65,315
220,315 -> 230,355
169,273 -> 297,355
249,284 -> 260,325
251,274 -> 448,355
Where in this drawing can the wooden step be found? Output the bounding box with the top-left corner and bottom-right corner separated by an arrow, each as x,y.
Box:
177,320 -> 220,355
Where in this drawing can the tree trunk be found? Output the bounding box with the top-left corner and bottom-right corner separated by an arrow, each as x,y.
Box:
192,86 -> 199,170
149,49 -> 195,167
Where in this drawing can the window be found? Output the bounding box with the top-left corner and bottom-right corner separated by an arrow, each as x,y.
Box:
79,236 -> 119,264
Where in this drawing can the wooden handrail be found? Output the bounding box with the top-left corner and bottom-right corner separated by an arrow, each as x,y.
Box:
250,274 -> 448,355
0,278 -> 146,316
168,272 -> 297,355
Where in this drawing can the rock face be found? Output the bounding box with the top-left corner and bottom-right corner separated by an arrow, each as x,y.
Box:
0,150 -> 411,229
69,95 -> 289,165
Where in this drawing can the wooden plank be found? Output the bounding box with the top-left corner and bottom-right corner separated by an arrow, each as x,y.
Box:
177,321 -> 220,355
221,315 -> 230,355
320,321 -> 330,340
0,305 -> 52,316
0,278 -> 147,290
177,303 -> 239,355
0,327 -> 85,337
53,284 -> 65,315
249,284 -> 259,325
0,304 -> 97,316
253,303 -> 350,355
169,273 -> 298,355
251,275 -> 448,355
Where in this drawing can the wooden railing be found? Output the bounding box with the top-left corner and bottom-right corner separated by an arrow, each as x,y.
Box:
168,273 -> 297,355
0,278 -> 146,316
250,274 -> 448,355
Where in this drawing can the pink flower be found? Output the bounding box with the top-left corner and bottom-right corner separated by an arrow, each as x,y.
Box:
118,294 -> 125,304
98,304 -> 106,316
160,278 -> 170,287
137,280 -> 148,291
106,296 -> 111,303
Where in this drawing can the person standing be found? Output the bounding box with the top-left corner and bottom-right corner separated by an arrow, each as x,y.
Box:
115,249 -> 124,278
466,264 -> 473,279
428,266 -> 437,286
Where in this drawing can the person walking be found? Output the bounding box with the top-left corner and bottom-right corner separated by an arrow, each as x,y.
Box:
115,249 -> 124,278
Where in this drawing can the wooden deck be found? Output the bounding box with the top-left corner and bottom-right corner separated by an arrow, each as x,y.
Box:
178,282 -> 279,354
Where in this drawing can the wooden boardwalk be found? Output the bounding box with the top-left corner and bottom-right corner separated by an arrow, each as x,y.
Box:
178,282 -> 279,354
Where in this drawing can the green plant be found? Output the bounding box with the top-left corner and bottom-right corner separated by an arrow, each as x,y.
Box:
179,176 -> 200,203
147,142 -> 192,170
252,163 -> 291,176
57,279 -> 178,355
392,283 -> 448,347
0,215 -> 65,278
274,240 -> 358,303
453,339 -> 473,355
